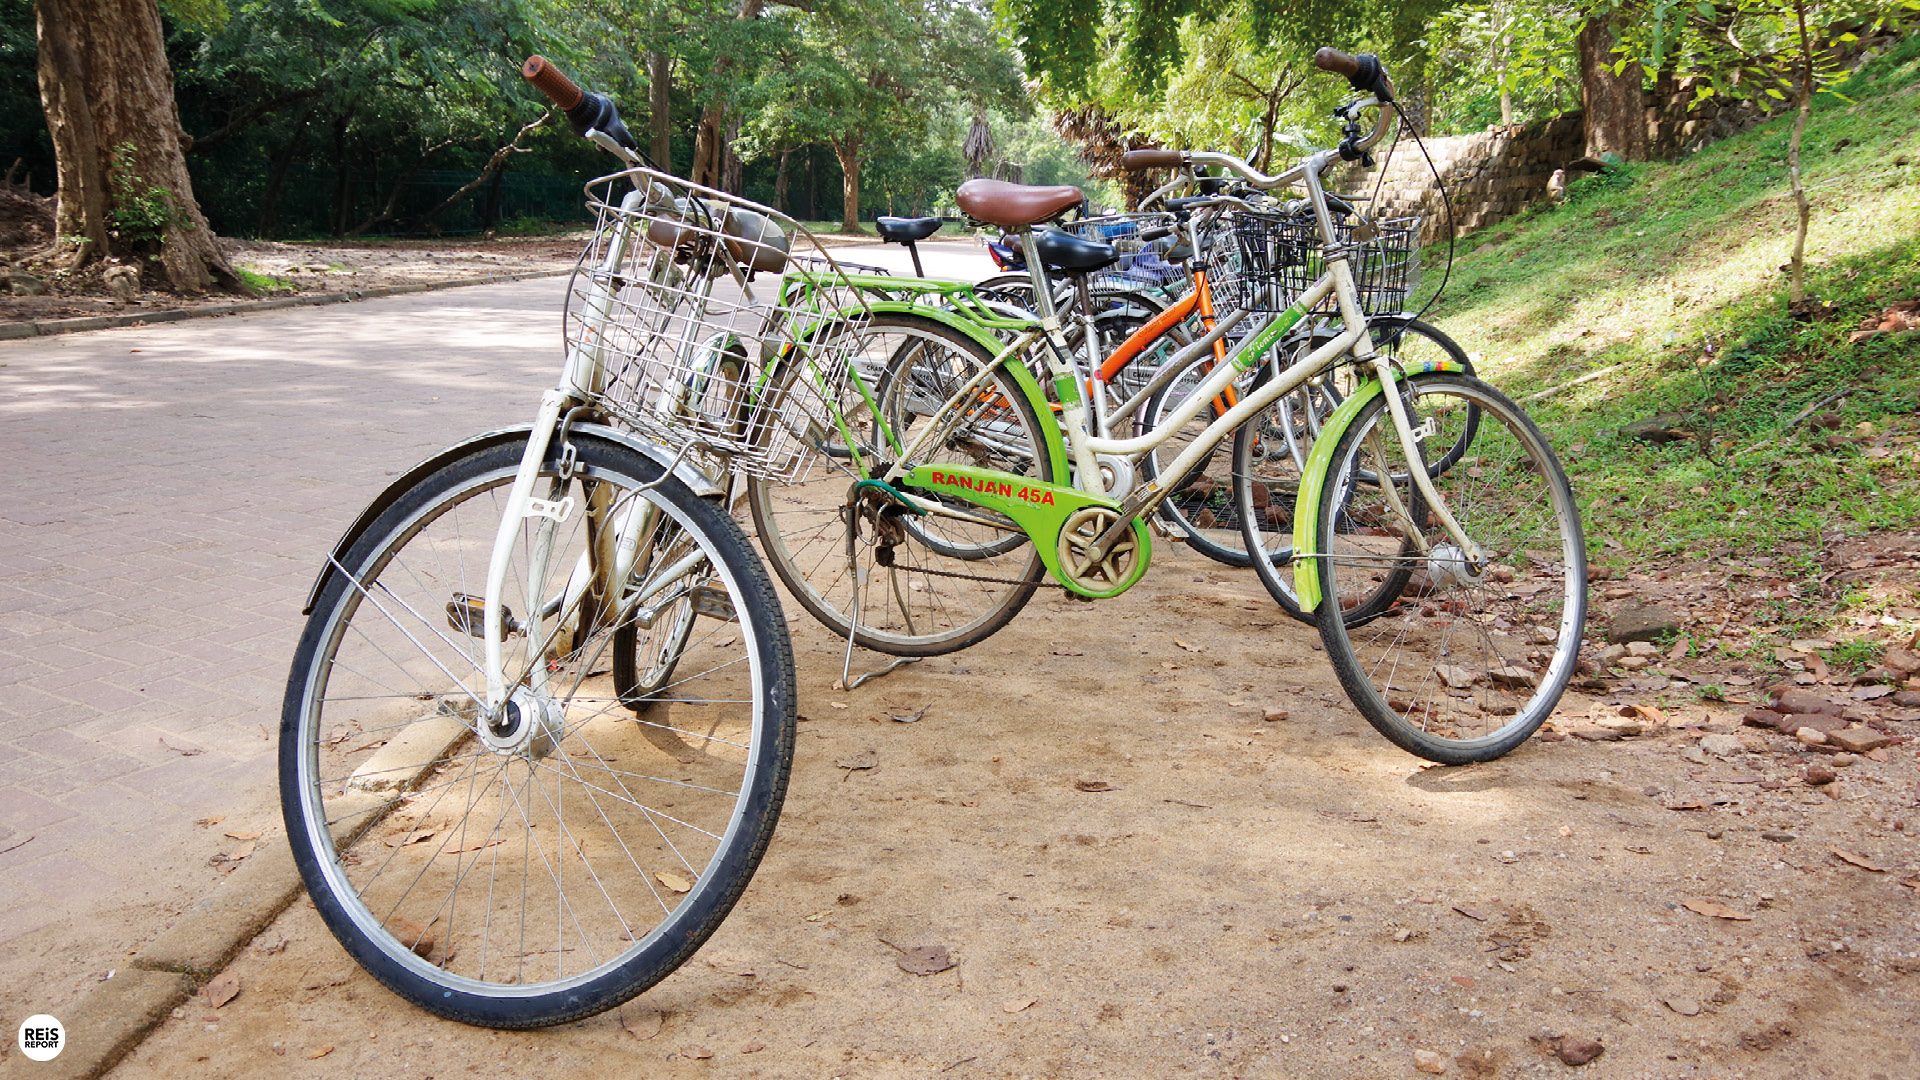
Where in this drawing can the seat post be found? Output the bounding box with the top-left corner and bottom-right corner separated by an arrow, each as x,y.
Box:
907,241 -> 924,278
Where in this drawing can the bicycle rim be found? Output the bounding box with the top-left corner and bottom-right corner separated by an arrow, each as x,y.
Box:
1315,374 -> 1586,764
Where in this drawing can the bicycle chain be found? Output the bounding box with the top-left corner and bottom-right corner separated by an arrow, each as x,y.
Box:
874,542 -> 1069,592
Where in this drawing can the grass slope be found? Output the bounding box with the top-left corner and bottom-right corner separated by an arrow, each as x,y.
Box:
1415,36 -> 1920,581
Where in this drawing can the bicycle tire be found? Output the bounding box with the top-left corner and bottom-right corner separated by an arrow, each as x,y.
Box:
1314,373 -> 1587,764
747,311 -> 1054,656
283,434 -> 795,1028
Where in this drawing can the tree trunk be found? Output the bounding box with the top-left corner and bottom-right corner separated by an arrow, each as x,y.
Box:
647,50 -> 672,172
1575,13 -> 1648,161
1787,2 -> 1813,304
772,146 -> 792,213
690,0 -> 766,189
254,105 -> 311,238
806,151 -> 816,219
1497,29 -> 1514,125
330,115 -> 351,236
33,0 -> 242,293
833,137 -> 861,233
721,117 -> 743,195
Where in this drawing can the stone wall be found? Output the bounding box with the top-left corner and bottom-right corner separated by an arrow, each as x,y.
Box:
1353,113 -> 1585,246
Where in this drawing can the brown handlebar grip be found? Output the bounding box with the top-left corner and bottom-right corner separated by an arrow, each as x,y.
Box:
1314,48 -> 1361,77
522,55 -> 584,111
1121,149 -> 1186,171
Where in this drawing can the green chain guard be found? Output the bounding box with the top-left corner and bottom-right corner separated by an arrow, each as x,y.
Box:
900,464 -> 1152,598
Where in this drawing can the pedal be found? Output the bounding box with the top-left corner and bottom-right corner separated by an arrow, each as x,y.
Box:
446,593 -> 522,638
688,584 -> 735,621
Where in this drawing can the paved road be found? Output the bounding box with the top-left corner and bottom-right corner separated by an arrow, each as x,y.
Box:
0,239 -> 998,1026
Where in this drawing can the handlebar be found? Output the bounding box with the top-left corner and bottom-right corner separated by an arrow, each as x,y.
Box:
521,54 -> 640,157
1314,47 -> 1396,103
521,55 -> 584,111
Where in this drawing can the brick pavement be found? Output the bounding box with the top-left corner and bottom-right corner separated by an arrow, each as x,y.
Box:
0,280 -> 566,1021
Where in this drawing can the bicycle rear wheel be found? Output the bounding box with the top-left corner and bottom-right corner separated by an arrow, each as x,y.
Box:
283,434 -> 795,1027
747,311 -> 1054,656
1313,373 -> 1586,764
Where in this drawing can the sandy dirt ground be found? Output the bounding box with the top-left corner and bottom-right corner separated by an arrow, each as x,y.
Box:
101,538 -> 1920,1079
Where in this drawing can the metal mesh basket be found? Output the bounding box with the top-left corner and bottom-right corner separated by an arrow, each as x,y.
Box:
564,168 -> 871,484
1061,212 -> 1188,291
1208,211 -> 1421,316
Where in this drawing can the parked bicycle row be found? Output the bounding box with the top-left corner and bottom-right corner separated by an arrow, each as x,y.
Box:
276,47 -> 1587,1028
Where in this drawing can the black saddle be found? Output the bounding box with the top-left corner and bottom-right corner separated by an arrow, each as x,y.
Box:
1034,228 -> 1118,272
876,216 -> 943,244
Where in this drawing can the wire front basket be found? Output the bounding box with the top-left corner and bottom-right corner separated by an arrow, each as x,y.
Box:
565,167 -> 870,485
1062,212 -> 1188,292
1209,211 -> 1421,316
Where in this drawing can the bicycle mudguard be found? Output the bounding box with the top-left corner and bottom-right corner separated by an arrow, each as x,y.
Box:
302,423 -> 722,614
899,464 -> 1152,599
1290,361 -> 1468,612
858,300 -> 1072,482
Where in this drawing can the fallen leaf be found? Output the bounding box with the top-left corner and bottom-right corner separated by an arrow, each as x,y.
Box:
306,1046 -> 334,1060
1049,647 -> 1083,656
1001,998 -> 1036,1014
159,736 -> 204,757
440,838 -> 507,855
1830,847 -> 1888,872
1664,996 -> 1702,1017
655,870 -> 694,894
742,1041 -> 766,1054
889,705 -> 929,724
204,971 -> 240,1008
223,830 -> 260,842
689,1047 -> 713,1060
895,944 -> 955,976
1623,703 -> 1668,725
384,830 -> 435,848
828,702 -> 849,710
1682,898 -> 1753,921
1074,779 -> 1115,792
619,1007 -> 664,1040
194,816 -> 224,828
224,841 -> 257,862
1173,639 -> 1200,652
1452,905 -> 1488,922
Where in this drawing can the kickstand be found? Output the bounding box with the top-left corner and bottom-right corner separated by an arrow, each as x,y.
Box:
838,496 -> 923,691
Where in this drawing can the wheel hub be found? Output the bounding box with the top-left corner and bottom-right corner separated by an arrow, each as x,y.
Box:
481,685 -> 565,758
1426,543 -> 1484,591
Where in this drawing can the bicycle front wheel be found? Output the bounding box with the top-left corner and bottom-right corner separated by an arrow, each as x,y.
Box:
282,434 -> 795,1027
1313,373 -> 1586,764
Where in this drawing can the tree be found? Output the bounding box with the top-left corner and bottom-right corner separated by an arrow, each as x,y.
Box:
1575,5 -> 1648,159
33,0 -> 242,292
1627,0 -> 1919,301
737,0 -> 1022,228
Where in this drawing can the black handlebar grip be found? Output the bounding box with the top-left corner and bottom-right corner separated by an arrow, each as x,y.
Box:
1121,149 -> 1186,171
522,55 -> 584,111
1314,48 -> 1361,77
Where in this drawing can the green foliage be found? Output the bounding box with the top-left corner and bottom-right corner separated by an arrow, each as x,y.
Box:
234,267 -> 297,292
1419,1 -> 1581,132
107,144 -> 181,250
1416,40 -> 1920,568
1561,162 -> 1638,205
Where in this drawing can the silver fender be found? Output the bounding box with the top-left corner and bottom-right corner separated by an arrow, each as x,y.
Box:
302,423 -> 722,614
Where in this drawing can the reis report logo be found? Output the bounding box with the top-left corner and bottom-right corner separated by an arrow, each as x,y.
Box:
18,1014 -> 65,1062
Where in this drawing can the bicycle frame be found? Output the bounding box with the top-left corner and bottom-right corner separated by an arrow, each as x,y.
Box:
865,149 -> 1485,596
